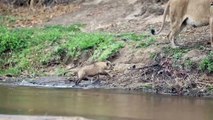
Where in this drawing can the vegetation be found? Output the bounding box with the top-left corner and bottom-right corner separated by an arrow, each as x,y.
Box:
0,24 -> 124,76
184,59 -> 196,70
162,46 -> 213,73
200,52 -> 213,73
162,47 -> 189,60
118,33 -> 156,48
0,21 -> 158,77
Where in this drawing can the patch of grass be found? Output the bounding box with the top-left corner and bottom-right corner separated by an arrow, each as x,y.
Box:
0,26 -> 32,54
65,33 -> 108,58
184,59 -> 196,70
207,85 -> 213,92
118,33 -> 156,48
173,52 -> 183,60
118,33 -> 146,41
149,52 -> 158,60
136,37 -> 156,48
0,24 -> 124,76
0,68 -> 21,76
200,52 -> 213,73
92,40 -> 124,61
63,32 -> 124,61
163,47 -> 189,60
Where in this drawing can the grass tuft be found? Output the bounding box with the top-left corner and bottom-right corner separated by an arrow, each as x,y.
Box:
200,52 -> 213,73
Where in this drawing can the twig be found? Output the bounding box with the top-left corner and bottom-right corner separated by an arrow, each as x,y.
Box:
133,63 -> 160,70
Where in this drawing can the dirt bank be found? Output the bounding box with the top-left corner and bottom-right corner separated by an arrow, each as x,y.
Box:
45,0 -> 167,33
1,0 -> 213,97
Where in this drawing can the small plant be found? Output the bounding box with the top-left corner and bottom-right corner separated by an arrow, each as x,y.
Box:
173,52 -> 183,60
200,52 -> 213,72
207,85 -> 213,91
92,41 -> 124,61
184,59 -> 196,70
163,47 -> 189,60
149,52 -> 158,60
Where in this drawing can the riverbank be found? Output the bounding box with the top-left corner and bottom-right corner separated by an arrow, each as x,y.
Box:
1,0 -> 213,97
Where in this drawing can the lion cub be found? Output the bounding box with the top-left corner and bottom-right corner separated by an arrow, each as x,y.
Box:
75,61 -> 113,85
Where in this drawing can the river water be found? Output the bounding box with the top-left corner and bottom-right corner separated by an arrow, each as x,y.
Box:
0,85 -> 213,120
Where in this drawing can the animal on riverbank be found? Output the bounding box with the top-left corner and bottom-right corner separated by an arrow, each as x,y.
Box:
151,0 -> 213,48
73,61 -> 113,85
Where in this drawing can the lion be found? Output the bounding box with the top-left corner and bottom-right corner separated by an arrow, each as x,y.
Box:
151,0 -> 213,48
74,61 -> 113,85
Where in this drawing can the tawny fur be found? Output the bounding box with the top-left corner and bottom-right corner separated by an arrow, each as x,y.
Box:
75,61 -> 112,84
151,0 -> 213,48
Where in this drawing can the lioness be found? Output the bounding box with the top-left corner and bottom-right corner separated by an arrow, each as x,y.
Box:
151,0 -> 213,48
75,61 -> 113,85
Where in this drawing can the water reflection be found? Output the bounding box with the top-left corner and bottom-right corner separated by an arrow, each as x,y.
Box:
0,85 -> 213,120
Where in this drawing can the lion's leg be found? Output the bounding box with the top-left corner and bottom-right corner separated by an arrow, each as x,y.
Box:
169,25 -> 181,48
76,71 -> 85,85
169,21 -> 186,48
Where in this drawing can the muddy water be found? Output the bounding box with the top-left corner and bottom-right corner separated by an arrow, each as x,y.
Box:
0,85 -> 213,120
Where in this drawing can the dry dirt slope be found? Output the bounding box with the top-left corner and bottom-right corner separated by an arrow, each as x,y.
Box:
45,0 -> 167,33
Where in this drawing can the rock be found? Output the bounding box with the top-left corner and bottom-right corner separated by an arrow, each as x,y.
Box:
113,63 -> 134,73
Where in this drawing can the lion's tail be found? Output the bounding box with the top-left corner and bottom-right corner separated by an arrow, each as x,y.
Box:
151,1 -> 170,35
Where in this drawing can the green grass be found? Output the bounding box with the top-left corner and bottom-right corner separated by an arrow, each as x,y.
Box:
149,52 -> 158,60
184,59 -> 196,70
0,24 -> 158,76
162,47 -> 189,60
0,24 -> 125,76
118,33 -> 156,48
200,52 -> 213,73
118,33 -> 146,41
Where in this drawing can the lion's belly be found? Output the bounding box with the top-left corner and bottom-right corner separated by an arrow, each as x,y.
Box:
186,0 -> 210,27
186,17 -> 209,27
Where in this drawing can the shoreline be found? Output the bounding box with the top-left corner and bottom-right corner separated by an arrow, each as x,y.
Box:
1,76 -> 212,98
